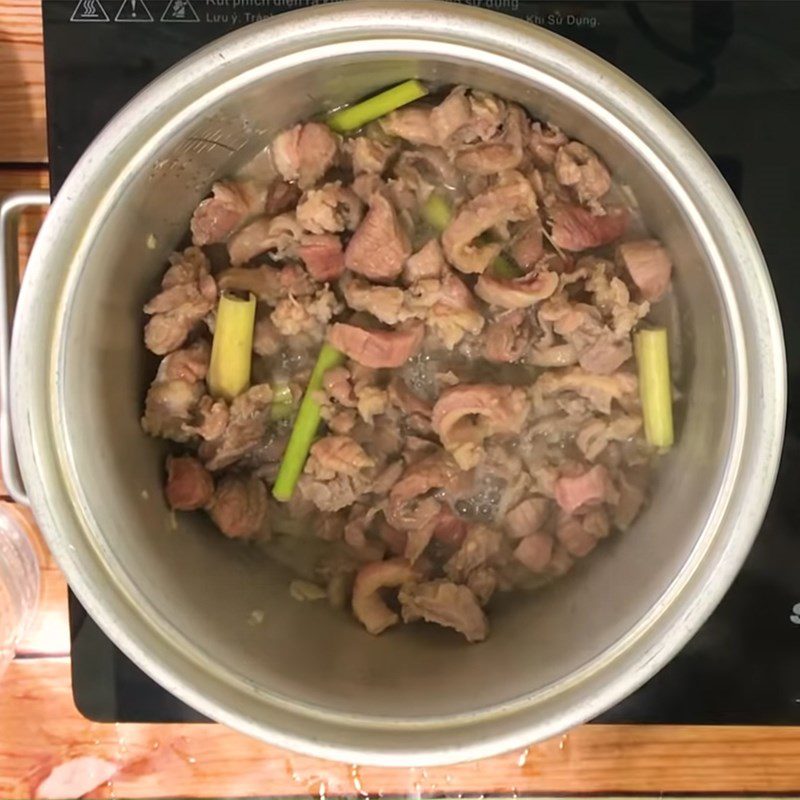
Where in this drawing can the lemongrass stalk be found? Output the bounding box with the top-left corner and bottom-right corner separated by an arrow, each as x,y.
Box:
634,327 -> 674,448
272,343 -> 345,502
207,292 -> 256,401
326,80 -> 428,134
270,383 -> 295,422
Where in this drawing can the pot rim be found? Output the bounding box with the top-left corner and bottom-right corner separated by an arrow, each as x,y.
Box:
11,0 -> 786,765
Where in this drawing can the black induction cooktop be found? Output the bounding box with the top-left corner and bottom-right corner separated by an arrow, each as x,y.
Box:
41,0 -> 800,726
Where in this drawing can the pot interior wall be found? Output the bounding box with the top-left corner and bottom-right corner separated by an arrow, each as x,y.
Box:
57,52 -> 733,721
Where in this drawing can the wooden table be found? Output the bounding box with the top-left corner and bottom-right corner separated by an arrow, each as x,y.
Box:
2,3 -> 800,797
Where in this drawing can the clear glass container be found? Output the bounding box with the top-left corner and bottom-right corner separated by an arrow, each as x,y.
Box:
0,505 -> 40,675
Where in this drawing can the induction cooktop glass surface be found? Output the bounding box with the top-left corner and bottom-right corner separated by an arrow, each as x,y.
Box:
40,0 -> 800,725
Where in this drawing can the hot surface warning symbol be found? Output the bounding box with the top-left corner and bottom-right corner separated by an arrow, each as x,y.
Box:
115,0 -> 154,22
161,0 -> 200,22
70,1 -> 110,22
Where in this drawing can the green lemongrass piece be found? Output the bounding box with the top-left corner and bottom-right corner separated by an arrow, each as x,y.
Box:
270,383 -> 295,422
422,192 -> 453,232
207,291 -> 256,401
272,343 -> 345,501
326,80 -> 429,134
490,252 -> 522,278
634,327 -> 674,449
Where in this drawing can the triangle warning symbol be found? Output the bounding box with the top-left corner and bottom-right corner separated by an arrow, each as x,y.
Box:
162,0 -> 200,22
115,0 -> 154,21
70,1 -> 110,22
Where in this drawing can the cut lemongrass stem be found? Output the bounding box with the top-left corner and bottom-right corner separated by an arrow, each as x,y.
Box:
634,326 -> 674,449
272,342 -> 345,502
207,291 -> 256,402
326,80 -> 429,134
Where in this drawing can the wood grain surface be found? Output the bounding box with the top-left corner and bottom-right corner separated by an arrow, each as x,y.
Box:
2,2 -> 800,798
3,655 -> 800,799
0,0 -> 47,163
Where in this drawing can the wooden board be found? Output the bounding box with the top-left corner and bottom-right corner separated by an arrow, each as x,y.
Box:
2,656 -> 800,799
0,1 -> 47,163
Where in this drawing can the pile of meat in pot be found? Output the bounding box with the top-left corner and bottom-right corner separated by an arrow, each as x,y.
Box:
141,85 -> 673,643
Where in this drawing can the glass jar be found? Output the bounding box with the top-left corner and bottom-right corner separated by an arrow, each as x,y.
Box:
0,505 -> 40,675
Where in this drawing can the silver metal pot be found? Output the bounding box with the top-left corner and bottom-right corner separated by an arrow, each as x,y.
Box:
0,0 -> 785,766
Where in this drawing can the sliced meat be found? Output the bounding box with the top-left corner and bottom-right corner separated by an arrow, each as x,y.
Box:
344,192 -> 411,282
323,366 -> 357,408
388,376 -> 433,417
404,514 -> 439,564
442,172 -> 537,273
432,384 -> 530,469
200,384 -> 273,470
264,181 -> 302,216
399,581 -> 488,643
475,269 -> 558,309
327,321 -> 424,369
155,340 -> 210,383
372,459 -> 404,496
348,136 -> 398,175
484,309 -> 530,363
253,316 -> 281,357
227,213 -> 304,265
190,180 -> 266,246
534,367 -> 638,415
528,121 -> 568,166
550,204 -> 628,251
466,566 -> 497,606
617,239 -> 673,302
355,385 -> 389,425
298,435 -> 376,512
554,142 -> 612,204
165,455 -> 214,511
454,105 -> 527,175
578,333 -> 633,375
144,248 -> 217,355
615,471 -> 647,530
447,88 -> 506,145
182,394 -> 229,442
428,85 -> 472,143
297,234 -> 345,282
272,122 -> 339,189
554,464 -> 612,514
505,496 -> 551,539
556,508 -> 610,558
510,216 -> 544,269
380,107 -> 440,147
141,379 -> 204,442
305,435 -> 375,479
514,533 -> 554,573
576,414 -> 642,461
404,271 -> 485,350
538,294 -> 634,375
404,239 -> 446,283
444,523 -> 502,582
352,558 -> 417,635
387,452 -> 460,529
218,262 -> 315,304
270,287 -> 340,339
395,147 -> 462,197
296,182 -> 363,234
432,507 -> 468,549
341,276 -> 407,325
207,474 -> 269,539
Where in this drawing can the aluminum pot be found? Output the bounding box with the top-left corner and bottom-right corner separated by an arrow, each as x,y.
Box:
1,0 -> 785,766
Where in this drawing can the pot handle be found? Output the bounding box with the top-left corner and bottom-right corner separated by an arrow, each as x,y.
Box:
0,191 -> 51,505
